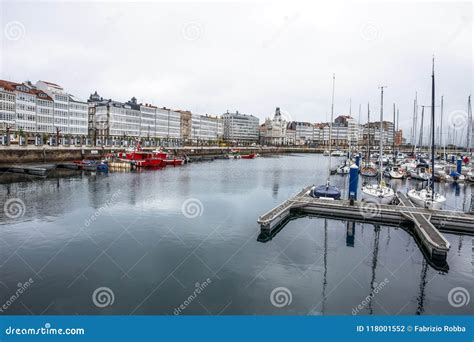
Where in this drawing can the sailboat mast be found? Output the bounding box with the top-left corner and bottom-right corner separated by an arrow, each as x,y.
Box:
467,95 -> 472,154
367,103 -> 370,167
327,74 -> 336,184
379,86 -> 386,185
419,106 -> 424,152
431,58 -> 435,198
392,103 -> 396,162
412,99 -> 415,152
441,95 -> 445,159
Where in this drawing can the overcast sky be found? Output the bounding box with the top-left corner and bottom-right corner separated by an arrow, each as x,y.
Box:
1,1 -> 472,142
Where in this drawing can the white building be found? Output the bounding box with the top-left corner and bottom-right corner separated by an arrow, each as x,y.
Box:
36,80 -> 88,142
191,114 -> 221,142
33,89 -> 54,135
68,95 -> 88,137
262,107 -> 287,145
156,107 -> 181,140
13,83 -> 37,133
222,111 -> 259,143
288,121 -> 315,145
0,82 -> 17,131
88,93 -> 182,146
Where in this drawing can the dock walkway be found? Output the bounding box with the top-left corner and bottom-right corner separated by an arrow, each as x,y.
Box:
258,185 -> 474,260
396,192 -> 450,259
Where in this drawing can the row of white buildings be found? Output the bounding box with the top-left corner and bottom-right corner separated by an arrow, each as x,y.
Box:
261,107 -> 399,147
0,78 -> 400,147
0,80 -> 88,144
0,79 -> 260,146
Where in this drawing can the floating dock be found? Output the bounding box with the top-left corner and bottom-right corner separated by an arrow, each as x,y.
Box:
258,186 -> 474,260
0,164 -> 56,176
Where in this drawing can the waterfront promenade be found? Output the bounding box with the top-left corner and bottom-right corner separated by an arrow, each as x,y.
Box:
0,145 -> 469,164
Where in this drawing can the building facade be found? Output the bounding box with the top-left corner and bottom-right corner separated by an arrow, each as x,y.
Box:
191,114 -> 222,142
87,93 -> 182,146
262,108 -> 287,145
222,111 -> 259,143
0,79 -> 87,145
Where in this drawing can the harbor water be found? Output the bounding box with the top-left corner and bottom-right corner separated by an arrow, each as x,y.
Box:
0,154 -> 473,315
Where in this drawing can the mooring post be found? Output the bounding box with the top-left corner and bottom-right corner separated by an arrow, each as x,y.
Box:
456,158 -> 462,174
349,164 -> 359,204
355,154 -> 360,168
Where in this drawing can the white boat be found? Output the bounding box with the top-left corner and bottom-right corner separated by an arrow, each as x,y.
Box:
361,89 -> 395,205
323,150 -> 330,156
467,171 -> 474,182
409,165 -> 430,181
360,166 -> 378,177
331,150 -> 345,157
408,58 -> 446,210
433,163 -> 446,178
311,74 -> 342,200
407,188 -> 446,210
361,183 -> 395,204
445,172 -> 466,183
336,164 -> 350,174
388,166 -> 404,179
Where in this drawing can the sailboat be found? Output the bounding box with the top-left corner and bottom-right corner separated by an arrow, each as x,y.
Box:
310,74 -> 342,200
360,103 -> 378,177
407,58 -> 446,210
361,86 -> 395,204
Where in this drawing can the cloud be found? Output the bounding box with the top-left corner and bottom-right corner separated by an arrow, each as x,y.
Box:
0,1 -> 471,141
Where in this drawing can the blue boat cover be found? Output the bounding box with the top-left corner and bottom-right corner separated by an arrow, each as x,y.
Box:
311,184 -> 341,199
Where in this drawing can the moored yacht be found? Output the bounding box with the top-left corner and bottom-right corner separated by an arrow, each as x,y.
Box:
407,58 -> 446,210
310,74 -> 341,200
407,188 -> 446,210
361,87 -> 395,204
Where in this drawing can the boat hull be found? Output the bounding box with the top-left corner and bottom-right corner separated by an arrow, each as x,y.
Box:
241,153 -> 256,159
361,185 -> 395,205
407,189 -> 446,210
134,159 -> 165,168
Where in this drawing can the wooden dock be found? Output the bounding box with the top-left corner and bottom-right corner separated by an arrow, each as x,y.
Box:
258,185 -> 474,260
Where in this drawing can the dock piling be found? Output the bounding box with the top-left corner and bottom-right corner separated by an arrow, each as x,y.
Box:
349,164 -> 359,201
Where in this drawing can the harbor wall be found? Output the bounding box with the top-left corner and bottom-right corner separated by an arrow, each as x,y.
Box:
0,146 -> 320,164
0,146 -> 468,165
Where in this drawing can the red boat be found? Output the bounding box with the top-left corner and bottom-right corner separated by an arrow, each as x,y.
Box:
134,158 -> 165,168
240,153 -> 256,159
164,158 -> 185,166
115,143 -> 184,168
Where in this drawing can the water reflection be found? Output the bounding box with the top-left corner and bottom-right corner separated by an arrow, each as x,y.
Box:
0,154 -> 471,315
415,259 -> 428,315
368,225 -> 380,314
